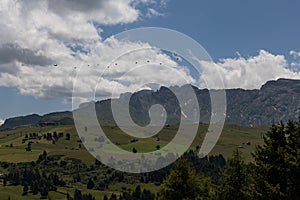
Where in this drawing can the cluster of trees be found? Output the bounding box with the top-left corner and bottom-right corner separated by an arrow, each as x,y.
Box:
5,151 -> 66,198
22,132 -> 40,144
24,132 -> 39,140
159,120 -> 300,200
67,189 -> 96,200
103,185 -> 155,200
42,131 -> 72,142
63,185 -> 155,200
21,131 -> 71,151
8,167 -> 65,197
23,131 -> 70,143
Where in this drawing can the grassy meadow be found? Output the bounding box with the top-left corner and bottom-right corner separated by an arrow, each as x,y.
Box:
0,123 -> 269,199
0,124 -> 268,164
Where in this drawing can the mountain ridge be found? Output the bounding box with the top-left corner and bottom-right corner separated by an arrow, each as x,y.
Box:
1,78 -> 300,130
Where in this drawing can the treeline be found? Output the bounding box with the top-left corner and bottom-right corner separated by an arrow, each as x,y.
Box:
6,151 -> 66,198
22,131 -> 71,143
22,130 -> 73,152
0,146 -> 225,199
159,120 -> 300,200
102,185 -> 155,200
64,185 -> 155,200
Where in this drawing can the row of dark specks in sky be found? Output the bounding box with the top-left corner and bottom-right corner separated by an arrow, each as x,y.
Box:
52,57 -> 181,69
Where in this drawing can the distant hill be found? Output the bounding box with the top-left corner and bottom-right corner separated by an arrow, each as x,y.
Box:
2,78 -> 300,130
0,111 -> 73,131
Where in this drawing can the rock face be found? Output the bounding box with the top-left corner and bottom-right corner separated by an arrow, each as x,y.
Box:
95,78 -> 300,126
2,78 -> 300,130
229,78 -> 300,125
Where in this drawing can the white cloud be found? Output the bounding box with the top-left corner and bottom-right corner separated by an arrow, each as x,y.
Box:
133,0 -> 168,7
290,50 -> 300,58
199,50 -> 300,89
0,0 -> 190,103
0,118 -> 4,126
145,8 -> 164,18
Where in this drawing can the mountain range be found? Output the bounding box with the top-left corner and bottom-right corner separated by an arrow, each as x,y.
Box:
1,78 -> 300,130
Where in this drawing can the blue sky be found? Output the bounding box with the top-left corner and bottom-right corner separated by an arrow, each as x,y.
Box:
101,0 -> 300,59
1,0 -> 300,121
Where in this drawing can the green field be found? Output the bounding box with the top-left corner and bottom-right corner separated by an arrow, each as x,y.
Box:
0,124 -> 268,164
0,124 -> 269,199
0,185 -> 124,200
0,125 -> 96,164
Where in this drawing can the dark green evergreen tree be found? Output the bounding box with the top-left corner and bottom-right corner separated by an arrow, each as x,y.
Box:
87,179 -> 95,189
22,184 -> 28,196
159,158 -> 214,200
218,149 -> 252,200
74,189 -> 82,200
66,133 -> 71,140
109,193 -> 117,200
252,121 -> 300,200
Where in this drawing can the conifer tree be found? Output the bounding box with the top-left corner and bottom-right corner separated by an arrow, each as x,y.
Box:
218,149 -> 252,200
159,158 -> 214,200
252,121 -> 300,199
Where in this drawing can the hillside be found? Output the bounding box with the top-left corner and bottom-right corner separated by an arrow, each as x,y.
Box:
89,78 -> 300,126
0,112 -> 73,131
1,78 -> 300,131
0,124 -> 268,164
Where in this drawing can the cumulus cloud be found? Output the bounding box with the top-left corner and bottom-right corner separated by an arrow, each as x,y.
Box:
0,38 -> 190,101
0,0 -> 195,104
0,43 -> 53,66
199,50 -> 300,89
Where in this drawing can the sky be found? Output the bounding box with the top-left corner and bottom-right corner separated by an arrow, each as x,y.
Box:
1,0 -> 300,122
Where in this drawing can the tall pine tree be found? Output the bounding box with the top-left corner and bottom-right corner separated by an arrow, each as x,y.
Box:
252,121 -> 300,200
218,149 -> 252,200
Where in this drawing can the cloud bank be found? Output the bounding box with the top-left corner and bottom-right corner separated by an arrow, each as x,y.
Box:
0,0 -> 189,101
0,0 -> 300,104
199,50 -> 300,89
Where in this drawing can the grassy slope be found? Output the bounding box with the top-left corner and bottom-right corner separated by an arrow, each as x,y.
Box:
0,183 -> 159,200
0,124 -> 268,199
0,125 -> 95,165
0,124 -> 268,164
0,185 -> 118,200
